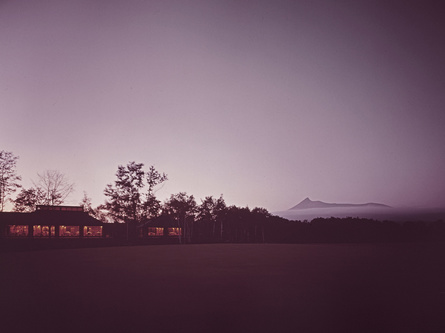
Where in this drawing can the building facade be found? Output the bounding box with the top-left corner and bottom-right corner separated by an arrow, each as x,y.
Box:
0,205 -> 103,239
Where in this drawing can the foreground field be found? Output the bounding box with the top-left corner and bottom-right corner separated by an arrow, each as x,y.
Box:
1,243 -> 444,332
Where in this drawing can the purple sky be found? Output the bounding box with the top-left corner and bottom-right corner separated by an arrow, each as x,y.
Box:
1,0 -> 445,211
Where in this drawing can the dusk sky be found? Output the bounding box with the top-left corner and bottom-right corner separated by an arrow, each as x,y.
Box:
1,0 -> 444,211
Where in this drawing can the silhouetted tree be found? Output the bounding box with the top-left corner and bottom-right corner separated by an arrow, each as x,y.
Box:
80,192 -> 110,222
251,207 -> 270,242
163,192 -> 197,243
225,206 -> 252,242
13,170 -> 74,211
104,162 -> 145,224
197,196 -> 217,240
197,195 -> 227,240
142,165 -> 168,219
35,170 -> 74,206
80,191 -> 102,218
93,204 -> 112,223
14,187 -> 46,212
214,195 -> 227,240
0,150 -> 21,211
103,162 -> 167,224
146,165 -> 168,195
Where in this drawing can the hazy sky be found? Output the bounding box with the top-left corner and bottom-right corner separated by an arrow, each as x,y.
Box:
1,0 -> 444,211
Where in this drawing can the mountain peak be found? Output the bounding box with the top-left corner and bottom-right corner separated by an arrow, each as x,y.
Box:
289,198 -> 390,210
290,198 -> 324,210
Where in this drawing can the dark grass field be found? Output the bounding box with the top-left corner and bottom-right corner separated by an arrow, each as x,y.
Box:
1,243 -> 444,333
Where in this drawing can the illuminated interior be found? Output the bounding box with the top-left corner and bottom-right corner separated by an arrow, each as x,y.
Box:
83,226 -> 103,237
33,225 -> 55,237
59,225 -> 80,237
148,227 -> 164,236
168,227 -> 182,236
8,225 -> 29,237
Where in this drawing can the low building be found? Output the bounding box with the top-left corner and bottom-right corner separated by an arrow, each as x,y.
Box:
0,205 -> 103,239
138,215 -> 182,239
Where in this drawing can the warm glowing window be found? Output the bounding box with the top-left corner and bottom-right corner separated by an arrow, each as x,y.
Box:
148,227 -> 164,236
83,226 -> 102,237
59,226 -> 80,237
8,225 -> 29,237
168,227 -> 182,236
33,225 -> 55,237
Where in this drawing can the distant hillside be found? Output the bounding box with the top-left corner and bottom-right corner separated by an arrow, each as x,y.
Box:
289,197 -> 391,210
272,198 -> 445,222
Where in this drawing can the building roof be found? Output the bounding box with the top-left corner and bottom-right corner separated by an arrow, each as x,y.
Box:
36,205 -> 84,212
139,215 -> 180,228
0,206 -> 102,226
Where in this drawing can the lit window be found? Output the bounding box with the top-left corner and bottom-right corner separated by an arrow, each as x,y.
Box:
33,225 -> 41,236
168,227 -> 182,236
32,225 -> 55,237
8,225 -> 29,237
148,227 -> 164,236
83,226 -> 102,237
59,226 -> 80,237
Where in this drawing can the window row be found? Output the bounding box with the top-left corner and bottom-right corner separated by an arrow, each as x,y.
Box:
147,227 -> 182,237
7,225 -> 103,237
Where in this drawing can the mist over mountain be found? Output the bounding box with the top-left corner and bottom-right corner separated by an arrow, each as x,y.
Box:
290,197 -> 391,210
273,198 -> 445,222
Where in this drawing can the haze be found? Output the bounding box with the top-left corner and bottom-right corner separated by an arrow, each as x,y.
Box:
1,0 -> 444,211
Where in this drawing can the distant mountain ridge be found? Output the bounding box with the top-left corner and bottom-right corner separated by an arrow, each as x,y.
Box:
290,197 -> 391,210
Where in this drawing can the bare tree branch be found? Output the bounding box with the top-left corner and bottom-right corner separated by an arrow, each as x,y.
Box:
34,170 -> 74,206
0,150 -> 22,211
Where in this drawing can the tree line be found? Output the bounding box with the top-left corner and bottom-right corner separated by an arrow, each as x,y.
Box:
0,151 -> 275,231
1,150 -> 444,244
0,150 -> 75,212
